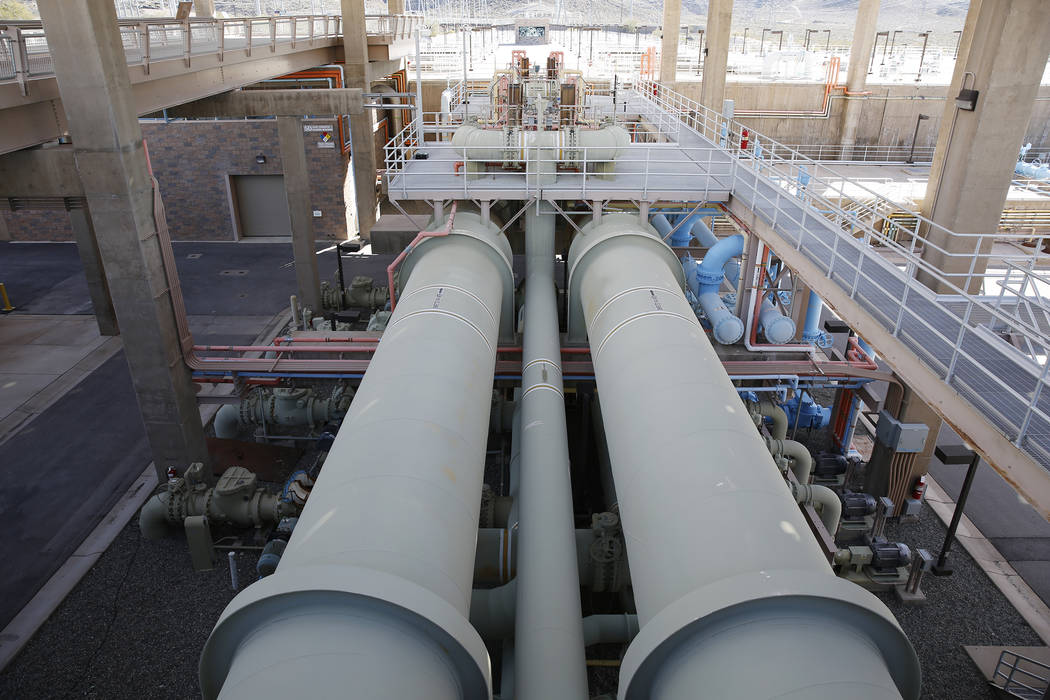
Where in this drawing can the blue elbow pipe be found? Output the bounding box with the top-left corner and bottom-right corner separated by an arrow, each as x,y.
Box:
697,234 -> 744,295
760,296 -> 797,344
693,221 -> 741,288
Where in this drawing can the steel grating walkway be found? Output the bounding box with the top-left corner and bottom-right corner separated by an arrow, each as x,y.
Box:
625,86 -> 1050,476
731,165 -> 1050,464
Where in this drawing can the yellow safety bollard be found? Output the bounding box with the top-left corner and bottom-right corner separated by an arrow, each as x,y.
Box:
0,283 -> 14,312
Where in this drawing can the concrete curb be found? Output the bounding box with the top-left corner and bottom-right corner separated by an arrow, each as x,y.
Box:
925,475 -> 1050,646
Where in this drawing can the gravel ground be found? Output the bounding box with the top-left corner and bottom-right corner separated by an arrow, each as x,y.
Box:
878,507 -> 1043,699
0,491 -> 1041,699
0,517 -> 244,700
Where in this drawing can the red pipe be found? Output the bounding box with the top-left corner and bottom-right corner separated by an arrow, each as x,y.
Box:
387,202 -> 458,310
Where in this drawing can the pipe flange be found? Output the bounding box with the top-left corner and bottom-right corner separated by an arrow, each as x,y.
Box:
619,569 -> 919,700
200,565 -> 491,700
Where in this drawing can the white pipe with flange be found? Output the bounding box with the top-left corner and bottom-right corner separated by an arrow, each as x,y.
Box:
451,123 -> 630,164
513,208 -> 589,699
199,213 -> 513,700
566,213 -> 919,700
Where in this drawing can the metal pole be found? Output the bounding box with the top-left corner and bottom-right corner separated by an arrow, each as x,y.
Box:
916,31 -> 930,82
906,113 -> 928,164
932,451 -> 981,576
414,27 -> 424,143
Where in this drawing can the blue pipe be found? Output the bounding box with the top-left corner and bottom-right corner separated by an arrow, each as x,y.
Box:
697,234 -> 744,295
650,214 -> 672,238
690,234 -> 745,345
651,213 -> 694,248
699,292 -> 745,344
800,290 -> 833,348
759,296 -> 797,344
692,219 -> 742,288
691,217 -> 718,248
857,336 -> 877,363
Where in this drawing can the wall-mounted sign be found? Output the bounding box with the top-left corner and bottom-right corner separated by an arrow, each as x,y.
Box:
303,124 -> 334,132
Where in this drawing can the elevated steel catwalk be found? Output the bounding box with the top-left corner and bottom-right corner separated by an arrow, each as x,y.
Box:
629,80 -> 1050,517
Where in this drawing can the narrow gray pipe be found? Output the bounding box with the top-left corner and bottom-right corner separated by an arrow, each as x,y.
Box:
566,214 -> 919,700
473,528 -> 598,587
767,437 -> 813,485
513,208 -> 589,700
793,482 -> 843,535
582,614 -> 640,646
199,213 -> 513,700
471,580 -> 638,648
756,397 -> 788,440
470,579 -> 517,641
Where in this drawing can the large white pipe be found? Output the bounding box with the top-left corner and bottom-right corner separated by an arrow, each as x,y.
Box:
451,123 -> 630,164
566,214 -> 919,700
199,213 -> 513,700
514,208 -> 589,699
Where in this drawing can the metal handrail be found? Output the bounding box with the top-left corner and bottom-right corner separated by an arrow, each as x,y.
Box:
994,649 -> 1050,697
0,14 -> 418,87
629,78 -> 1050,462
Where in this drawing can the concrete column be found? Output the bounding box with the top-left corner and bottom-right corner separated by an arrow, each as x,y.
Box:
277,117 -> 323,314
341,0 -> 378,240
388,0 -> 405,15
279,118 -> 323,314
918,0 -> 1050,294
839,0 -> 880,159
698,0 -> 732,114
194,0 -> 215,17
68,206 -> 119,336
896,386 -> 941,503
0,212 -> 9,241
659,0 -> 681,84
37,0 -> 209,480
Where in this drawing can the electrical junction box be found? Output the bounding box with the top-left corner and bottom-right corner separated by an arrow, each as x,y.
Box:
901,498 -> 923,519
874,411 -> 929,454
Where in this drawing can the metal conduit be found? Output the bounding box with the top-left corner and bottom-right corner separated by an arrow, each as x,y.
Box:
513,208 -> 589,699
566,213 -> 919,700
199,213 -> 513,700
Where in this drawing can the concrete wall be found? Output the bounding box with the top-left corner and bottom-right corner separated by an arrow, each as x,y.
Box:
673,80 -> 1050,150
3,118 -> 349,242
8,79 -> 1048,241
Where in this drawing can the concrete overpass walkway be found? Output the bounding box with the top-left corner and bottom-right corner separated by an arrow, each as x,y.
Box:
0,13 -> 420,154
